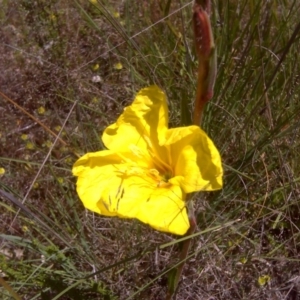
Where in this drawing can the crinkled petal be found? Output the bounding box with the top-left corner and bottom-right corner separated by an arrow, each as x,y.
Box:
72,150 -> 189,235
166,126 -> 223,193
102,175 -> 189,235
103,86 -> 169,157
72,150 -> 123,216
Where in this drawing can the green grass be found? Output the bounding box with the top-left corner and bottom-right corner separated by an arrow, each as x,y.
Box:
1,0 -> 300,299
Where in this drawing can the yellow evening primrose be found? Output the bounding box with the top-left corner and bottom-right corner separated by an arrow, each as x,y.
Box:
72,86 -> 223,235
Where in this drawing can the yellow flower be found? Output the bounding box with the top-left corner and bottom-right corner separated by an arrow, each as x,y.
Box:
114,62 -> 123,70
0,167 -> 5,176
73,86 -> 222,235
26,142 -> 35,150
57,177 -> 64,184
258,275 -> 271,286
92,63 -> 99,71
37,106 -> 46,115
22,226 -> 29,233
54,125 -> 62,132
43,140 -> 52,148
49,13 -> 56,22
21,134 -> 28,141
113,11 -> 120,18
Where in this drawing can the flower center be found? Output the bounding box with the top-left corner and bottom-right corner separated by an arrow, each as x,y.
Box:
148,169 -> 172,188
128,142 -> 173,187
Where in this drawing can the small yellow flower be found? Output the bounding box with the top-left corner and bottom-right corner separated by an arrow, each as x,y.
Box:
57,177 -> 64,184
33,182 -> 39,189
54,125 -> 66,136
49,13 -> 56,21
22,226 -> 29,233
90,0 -> 97,4
114,62 -> 123,70
0,168 -> 5,176
92,64 -> 99,71
54,125 -> 62,132
26,142 -> 35,150
44,140 -> 52,148
258,275 -> 271,286
37,106 -> 46,115
21,134 -> 28,141
240,257 -> 247,264
92,97 -> 99,103
113,11 -> 120,18
65,157 -> 72,164
73,86 -> 223,235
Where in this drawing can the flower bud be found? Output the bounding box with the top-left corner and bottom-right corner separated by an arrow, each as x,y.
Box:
192,2 -> 217,125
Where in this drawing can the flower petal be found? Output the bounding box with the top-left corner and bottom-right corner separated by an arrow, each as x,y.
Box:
166,126 -> 223,193
102,86 -> 168,154
73,149 -> 189,235
102,175 -> 189,235
72,150 -> 123,216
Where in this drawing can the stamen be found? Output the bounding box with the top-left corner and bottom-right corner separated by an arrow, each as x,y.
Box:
143,135 -> 173,175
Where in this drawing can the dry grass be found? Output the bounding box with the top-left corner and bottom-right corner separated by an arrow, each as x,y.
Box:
1,0 -> 300,299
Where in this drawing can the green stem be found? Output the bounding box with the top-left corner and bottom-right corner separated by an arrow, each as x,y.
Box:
166,1 -> 215,298
180,89 -> 193,126
166,200 -> 196,300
